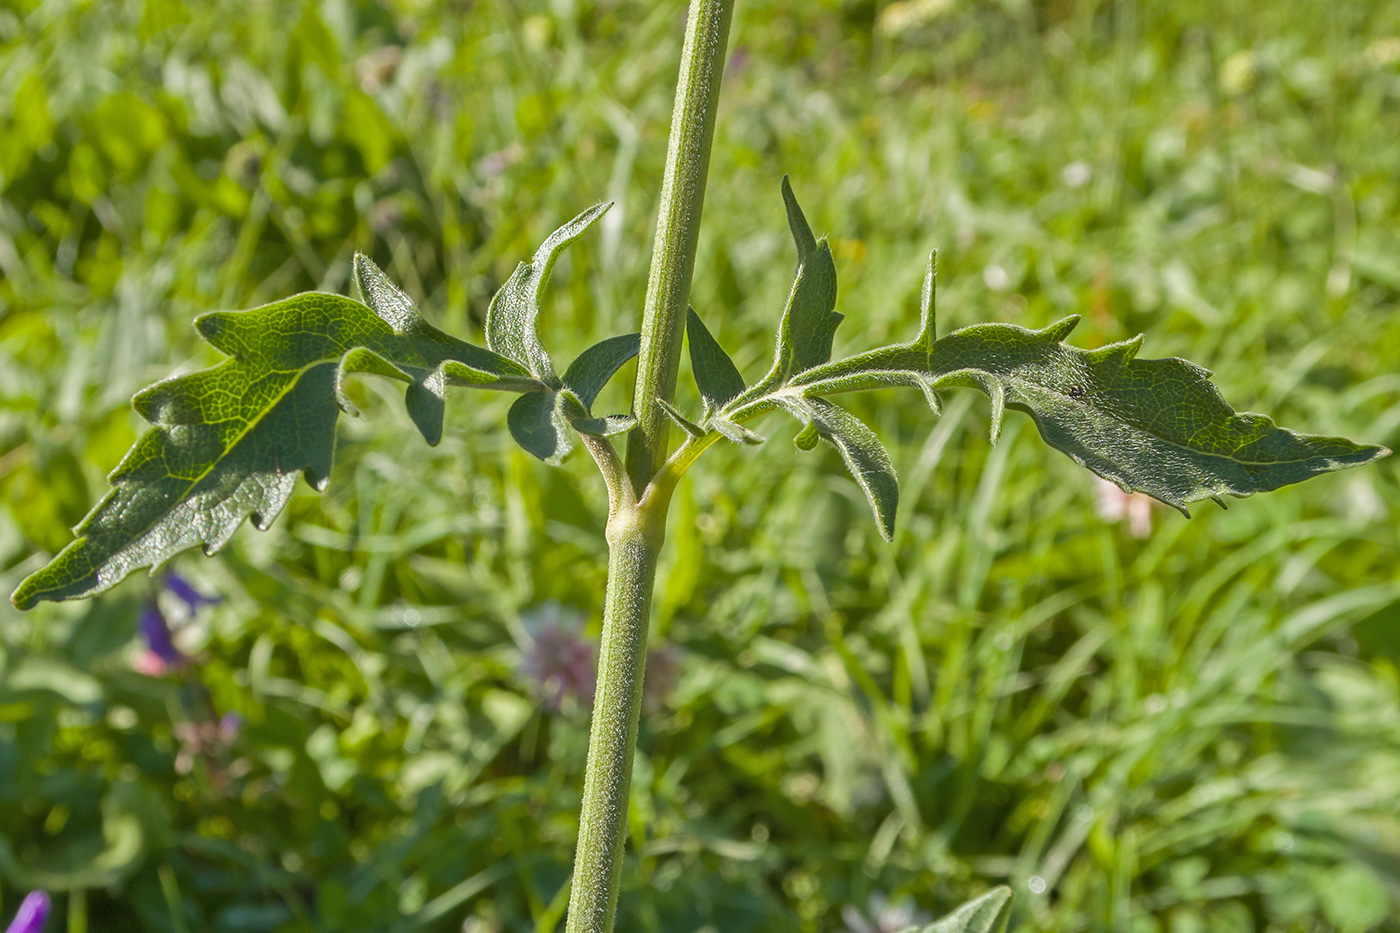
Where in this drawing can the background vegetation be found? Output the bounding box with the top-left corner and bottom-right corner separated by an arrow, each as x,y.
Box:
2,0 -> 1400,930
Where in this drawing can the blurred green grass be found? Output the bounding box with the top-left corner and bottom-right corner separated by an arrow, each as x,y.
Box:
2,0 -> 1400,931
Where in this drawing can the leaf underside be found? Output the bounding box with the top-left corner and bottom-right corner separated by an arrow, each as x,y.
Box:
681,180 -> 1388,539
13,213 -> 634,607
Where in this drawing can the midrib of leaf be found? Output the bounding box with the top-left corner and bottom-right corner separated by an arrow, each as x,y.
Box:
994,373 -> 1298,469
136,356 -> 332,514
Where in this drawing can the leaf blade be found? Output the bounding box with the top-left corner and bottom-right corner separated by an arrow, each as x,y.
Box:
777,396 -> 898,540
686,307 -> 747,413
561,333 -> 640,409
12,287 -> 522,609
776,178 -> 842,375
791,316 -> 1389,511
508,391 -> 573,464
922,887 -> 1014,933
485,202 -> 611,382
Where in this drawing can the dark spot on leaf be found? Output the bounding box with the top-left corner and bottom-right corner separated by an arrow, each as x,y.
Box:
1068,385 -> 1085,399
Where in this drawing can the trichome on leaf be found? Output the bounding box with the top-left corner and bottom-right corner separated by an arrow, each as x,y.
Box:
12,210 -> 636,608
663,178 -> 1389,540
11,181 -> 1388,609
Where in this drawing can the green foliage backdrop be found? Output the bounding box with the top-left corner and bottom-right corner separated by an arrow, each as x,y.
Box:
1,1 -> 1399,931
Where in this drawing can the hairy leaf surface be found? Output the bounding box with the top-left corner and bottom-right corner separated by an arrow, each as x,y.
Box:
486,202 -> 611,383
481,206 -> 640,464
776,396 -> 899,539
12,270 -> 527,609
922,887 -> 1014,933
739,179 -> 841,402
790,314 -> 1389,513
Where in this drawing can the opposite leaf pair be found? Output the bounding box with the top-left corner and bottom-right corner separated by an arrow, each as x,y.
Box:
10,180 -> 1388,609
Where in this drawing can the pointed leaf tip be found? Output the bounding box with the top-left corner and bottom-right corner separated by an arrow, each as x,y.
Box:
779,397 -> 898,540
686,308 -> 747,412
922,886 -> 1014,933
769,180 -> 841,377
919,249 -> 938,346
486,203 -> 611,382
353,252 -> 419,333
12,290 -> 524,608
657,399 -> 706,438
1041,315 -> 1080,344
780,176 -> 818,256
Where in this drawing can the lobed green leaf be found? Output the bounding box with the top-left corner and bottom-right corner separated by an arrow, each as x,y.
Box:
738,178 -> 841,403
791,314 -> 1389,514
688,185 -> 1386,540
12,269 -> 527,609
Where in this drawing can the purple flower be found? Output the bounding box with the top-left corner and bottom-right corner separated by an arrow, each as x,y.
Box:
219,712 -> 243,743
136,604 -> 185,675
163,573 -> 220,614
519,603 -> 596,713
4,891 -> 50,933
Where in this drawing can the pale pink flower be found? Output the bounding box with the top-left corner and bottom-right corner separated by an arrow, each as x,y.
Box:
520,603 -> 596,713
1095,478 -> 1155,538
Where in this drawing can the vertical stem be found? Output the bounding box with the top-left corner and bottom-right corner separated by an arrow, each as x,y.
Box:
565,508 -> 663,933
625,0 -> 735,494
567,4 -> 734,930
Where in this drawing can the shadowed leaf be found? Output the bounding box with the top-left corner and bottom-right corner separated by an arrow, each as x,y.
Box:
508,391 -> 573,464
481,210 -> 636,463
562,333 -> 640,408
12,282 -> 527,610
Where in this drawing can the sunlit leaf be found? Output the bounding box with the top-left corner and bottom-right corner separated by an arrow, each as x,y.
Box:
657,399 -> 707,438
774,177 -> 842,375
486,202 -> 611,382
921,887 -> 1014,933
790,313 -> 1389,514
775,396 -> 898,540
12,274 -> 529,609
738,178 -> 840,403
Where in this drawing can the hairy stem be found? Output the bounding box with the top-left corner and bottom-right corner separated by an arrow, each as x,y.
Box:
567,4 -> 733,930
564,504 -> 664,933
624,0 -> 735,494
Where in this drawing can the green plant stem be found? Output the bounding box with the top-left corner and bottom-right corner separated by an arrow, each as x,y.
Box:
625,0 -> 735,494
567,3 -> 733,930
564,503 -> 664,933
